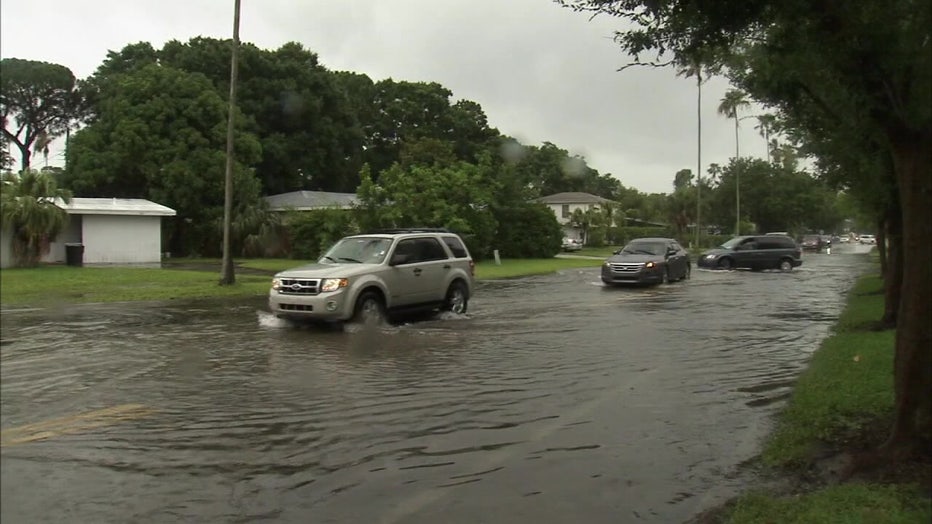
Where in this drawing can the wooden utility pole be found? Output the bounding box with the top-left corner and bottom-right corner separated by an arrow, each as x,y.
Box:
220,0 -> 241,285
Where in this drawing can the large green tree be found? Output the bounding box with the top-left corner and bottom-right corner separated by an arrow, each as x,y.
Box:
559,0 -> 931,458
64,64 -> 263,256
0,59 -> 83,171
0,169 -> 71,267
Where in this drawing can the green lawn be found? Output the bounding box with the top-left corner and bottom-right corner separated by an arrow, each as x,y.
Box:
0,256 -> 603,306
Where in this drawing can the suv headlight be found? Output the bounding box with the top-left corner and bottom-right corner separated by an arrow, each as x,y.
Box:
645,261 -> 655,268
320,278 -> 349,292
271,278 -> 282,290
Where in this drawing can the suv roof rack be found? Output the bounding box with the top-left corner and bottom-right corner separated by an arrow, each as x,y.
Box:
370,228 -> 451,234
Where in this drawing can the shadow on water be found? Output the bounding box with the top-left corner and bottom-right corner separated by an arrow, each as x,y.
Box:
0,252 -> 872,523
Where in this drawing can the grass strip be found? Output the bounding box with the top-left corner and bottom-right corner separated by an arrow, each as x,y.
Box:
761,274 -> 893,467
727,484 -> 931,524
0,257 -> 603,306
723,272 -> 929,523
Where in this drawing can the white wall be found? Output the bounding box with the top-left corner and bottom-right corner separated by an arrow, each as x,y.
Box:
82,215 -> 163,264
43,216 -> 82,264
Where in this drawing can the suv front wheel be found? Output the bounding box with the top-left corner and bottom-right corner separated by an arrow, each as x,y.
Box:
353,291 -> 386,325
442,281 -> 469,314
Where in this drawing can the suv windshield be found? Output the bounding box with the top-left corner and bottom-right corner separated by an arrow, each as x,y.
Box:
621,242 -> 666,256
319,237 -> 392,264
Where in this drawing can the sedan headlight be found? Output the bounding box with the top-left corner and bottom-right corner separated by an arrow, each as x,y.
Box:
271,278 -> 282,290
320,278 -> 349,292
704,254 -> 717,260
645,261 -> 655,268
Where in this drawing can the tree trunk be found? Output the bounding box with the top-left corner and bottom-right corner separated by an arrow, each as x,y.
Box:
880,200 -> 902,328
882,127 -> 932,455
876,216 -> 887,276
17,143 -> 31,172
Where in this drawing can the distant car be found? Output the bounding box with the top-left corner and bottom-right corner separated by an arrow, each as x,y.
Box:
859,234 -> 876,245
562,238 -> 583,252
800,234 -> 823,251
697,234 -> 802,271
601,237 -> 691,286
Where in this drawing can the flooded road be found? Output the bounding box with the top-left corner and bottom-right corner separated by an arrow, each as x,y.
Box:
1,248 -> 872,523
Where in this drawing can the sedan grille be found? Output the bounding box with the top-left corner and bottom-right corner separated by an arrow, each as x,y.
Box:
609,263 -> 645,273
278,278 -> 320,295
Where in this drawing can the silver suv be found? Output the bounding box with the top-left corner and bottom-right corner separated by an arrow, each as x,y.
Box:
269,229 -> 475,324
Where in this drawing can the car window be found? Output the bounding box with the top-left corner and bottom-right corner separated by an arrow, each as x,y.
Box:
417,238 -> 449,261
442,236 -> 468,258
721,237 -> 744,249
757,238 -> 789,249
392,239 -> 422,263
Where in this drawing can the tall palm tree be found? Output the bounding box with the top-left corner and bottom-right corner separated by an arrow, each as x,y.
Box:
0,169 -> 72,267
755,114 -> 777,164
676,59 -> 706,248
718,89 -> 751,236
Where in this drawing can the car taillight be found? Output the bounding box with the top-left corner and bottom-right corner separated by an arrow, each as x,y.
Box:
469,259 -> 475,277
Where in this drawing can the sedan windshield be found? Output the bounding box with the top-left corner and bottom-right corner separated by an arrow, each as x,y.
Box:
320,237 -> 392,264
620,242 -> 666,256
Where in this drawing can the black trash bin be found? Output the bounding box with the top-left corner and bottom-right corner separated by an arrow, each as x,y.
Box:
64,243 -> 84,267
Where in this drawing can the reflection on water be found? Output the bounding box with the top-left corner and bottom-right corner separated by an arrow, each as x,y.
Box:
0,252 -> 870,523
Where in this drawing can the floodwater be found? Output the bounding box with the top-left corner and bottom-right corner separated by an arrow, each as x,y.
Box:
0,247 -> 872,523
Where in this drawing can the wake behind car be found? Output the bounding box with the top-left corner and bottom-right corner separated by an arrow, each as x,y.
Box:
601,237 -> 691,286
698,234 -> 802,271
269,229 -> 475,324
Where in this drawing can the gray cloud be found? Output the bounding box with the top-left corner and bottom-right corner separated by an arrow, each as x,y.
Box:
1,0 -> 770,194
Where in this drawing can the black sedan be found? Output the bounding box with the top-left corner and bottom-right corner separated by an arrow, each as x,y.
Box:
601,237 -> 691,286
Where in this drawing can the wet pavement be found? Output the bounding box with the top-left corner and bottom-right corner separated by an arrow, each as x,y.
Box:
0,247 -> 873,523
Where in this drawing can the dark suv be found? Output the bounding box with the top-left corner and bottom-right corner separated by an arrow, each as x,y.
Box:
697,234 -> 802,271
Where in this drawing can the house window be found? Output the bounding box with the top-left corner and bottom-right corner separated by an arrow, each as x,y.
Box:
561,204 -> 570,218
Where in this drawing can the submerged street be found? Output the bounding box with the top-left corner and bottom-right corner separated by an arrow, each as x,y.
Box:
1,248 -> 871,523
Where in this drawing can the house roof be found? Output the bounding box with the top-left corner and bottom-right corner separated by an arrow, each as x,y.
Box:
55,198 -> 176,216
263,190 -> 359,211
536,192 -> 615,205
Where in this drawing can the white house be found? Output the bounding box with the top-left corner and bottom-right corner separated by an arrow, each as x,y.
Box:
536,192 -> 616,239
0,198 -> 176,268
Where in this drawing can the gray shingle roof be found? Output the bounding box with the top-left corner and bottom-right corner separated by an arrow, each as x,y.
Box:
535,192 -> 614,204
263,191 -> 359,211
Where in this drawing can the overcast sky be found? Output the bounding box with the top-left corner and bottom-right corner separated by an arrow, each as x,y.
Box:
1,0 -> 769,194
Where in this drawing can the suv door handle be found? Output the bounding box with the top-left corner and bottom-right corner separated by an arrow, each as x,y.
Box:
413,268 -> 422,276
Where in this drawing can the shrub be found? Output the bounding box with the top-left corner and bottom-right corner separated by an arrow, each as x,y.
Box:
283,209 -> 358,259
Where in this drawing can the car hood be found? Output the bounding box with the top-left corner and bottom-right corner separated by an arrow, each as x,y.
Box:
605,253 -> 664,264
274,262 -> 382,278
